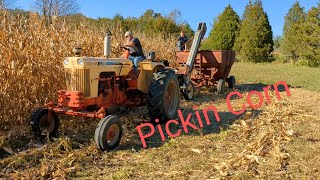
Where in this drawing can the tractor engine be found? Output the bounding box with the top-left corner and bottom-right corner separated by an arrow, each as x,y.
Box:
98,72 -> 114,97
59,56 -> 134,112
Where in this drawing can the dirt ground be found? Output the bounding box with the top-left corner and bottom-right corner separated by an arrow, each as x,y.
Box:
0,83 -> 319,179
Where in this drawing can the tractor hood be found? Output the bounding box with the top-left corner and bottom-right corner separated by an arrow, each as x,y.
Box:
63,57 -> 133,69
63,57 -> 133,98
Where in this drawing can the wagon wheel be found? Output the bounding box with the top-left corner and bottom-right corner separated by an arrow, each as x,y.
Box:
30,108 -> 60,138
182,81 -> 194,100
217,79 -> 225,94
227,76 -> 236,89
94,115 -> 123,151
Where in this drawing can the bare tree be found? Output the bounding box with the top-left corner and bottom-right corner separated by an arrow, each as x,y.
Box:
0,0 -> 3,10
33,0 -> 79,21
0,0 -> 16,10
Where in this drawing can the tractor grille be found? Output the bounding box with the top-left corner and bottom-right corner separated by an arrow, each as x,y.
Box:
65,69 -> 90,97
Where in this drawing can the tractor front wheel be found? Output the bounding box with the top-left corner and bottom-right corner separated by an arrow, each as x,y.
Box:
94,115 -> 123,151
30,108 -> 60,138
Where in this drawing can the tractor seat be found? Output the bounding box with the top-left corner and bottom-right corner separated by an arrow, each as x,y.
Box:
126,68 -> 140,80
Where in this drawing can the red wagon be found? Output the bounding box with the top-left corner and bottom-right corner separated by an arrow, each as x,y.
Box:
175,50 -> 236,97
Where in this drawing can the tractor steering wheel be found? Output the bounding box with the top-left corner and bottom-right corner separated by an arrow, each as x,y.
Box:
121,46 -> 130,51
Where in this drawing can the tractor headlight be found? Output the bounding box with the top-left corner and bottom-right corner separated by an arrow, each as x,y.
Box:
63,59 -> 69,65
77,59 -> 84,65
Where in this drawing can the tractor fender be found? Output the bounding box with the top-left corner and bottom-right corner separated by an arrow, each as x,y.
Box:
137,62 -> 165,94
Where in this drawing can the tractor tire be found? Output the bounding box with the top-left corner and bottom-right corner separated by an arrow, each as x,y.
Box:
94,115 -> 122,151
147,69 -> 180,124
227,76 -> 236,89
217,79 -> 225,94
29,108 -> 60,138
182,81 -> 194,100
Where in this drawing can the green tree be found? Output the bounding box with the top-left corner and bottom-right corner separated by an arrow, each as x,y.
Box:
136,9 -> 193,36
274,35 -> 282,50
178,22 -> 194,39
141,9 -> 155,20
202,4 -> 240,50
168,9 -> 182,24
299,4 -> 320,67
282,1 -> 306,62
234,0 -> 274,62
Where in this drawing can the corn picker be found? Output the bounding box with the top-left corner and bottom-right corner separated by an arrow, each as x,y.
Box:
29,23 -> 208,150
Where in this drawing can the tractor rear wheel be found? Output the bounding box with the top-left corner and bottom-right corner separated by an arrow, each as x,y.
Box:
30,108 -> 60,138
147,69 -> 180,124
182,81 -> 194,100
94,115 -> 122,151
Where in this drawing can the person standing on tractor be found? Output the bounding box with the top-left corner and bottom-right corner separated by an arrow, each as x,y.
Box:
177,31 -> 188,51
123,31 -> 145,73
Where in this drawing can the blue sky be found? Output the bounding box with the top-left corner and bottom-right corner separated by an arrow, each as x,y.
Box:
15,0 -> 319,37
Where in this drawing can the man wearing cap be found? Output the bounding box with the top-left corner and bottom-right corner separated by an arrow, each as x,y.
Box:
123,31 -> 145,73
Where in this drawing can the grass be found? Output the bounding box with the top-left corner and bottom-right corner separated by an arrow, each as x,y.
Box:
230,62 -> 320,92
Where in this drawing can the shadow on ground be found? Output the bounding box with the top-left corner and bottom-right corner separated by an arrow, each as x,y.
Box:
236,83 -> 295,92
0,82 -> 291,158
119,107 -> 262,152
117,82 -> 281,152
189,82 -> 293,104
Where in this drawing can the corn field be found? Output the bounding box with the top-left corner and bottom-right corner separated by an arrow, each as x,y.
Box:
0,11 -> 177,125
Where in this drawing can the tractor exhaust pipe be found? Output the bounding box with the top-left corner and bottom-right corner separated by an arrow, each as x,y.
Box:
104,30 -> 112,58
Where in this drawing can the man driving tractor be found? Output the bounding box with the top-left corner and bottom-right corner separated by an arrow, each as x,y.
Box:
123,31 -> 145,74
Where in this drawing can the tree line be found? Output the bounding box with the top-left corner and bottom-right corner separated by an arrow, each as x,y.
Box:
1,0 -> 318,67
89,9 -> 195,38
0,0 -> 194,39
281,2 -> 319,67
202,0 -> 319,67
